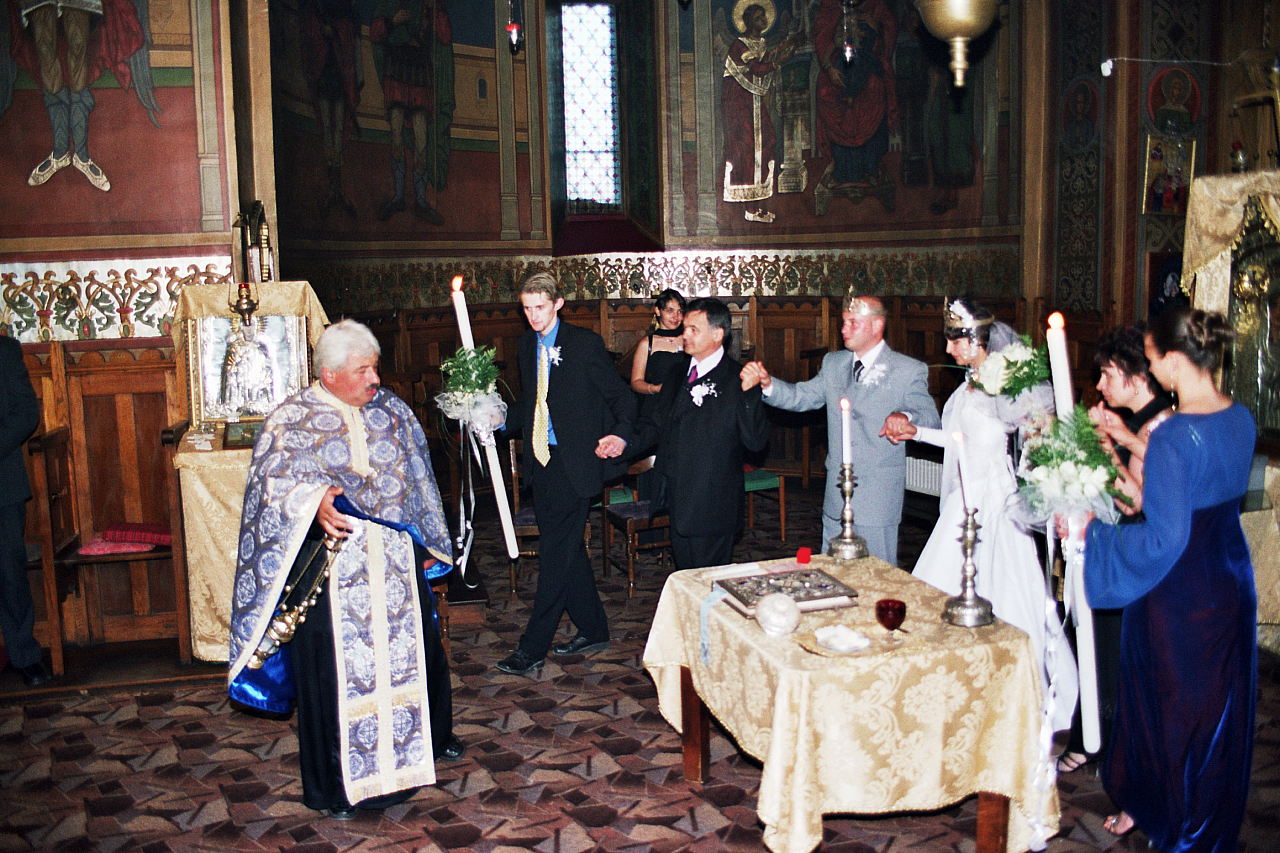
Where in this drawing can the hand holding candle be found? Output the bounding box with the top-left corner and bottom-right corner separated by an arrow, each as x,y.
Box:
840,397 -> 851,465
1045,312 -> 1074,418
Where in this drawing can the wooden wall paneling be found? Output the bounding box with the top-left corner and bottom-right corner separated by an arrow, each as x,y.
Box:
753,298 -> 828,476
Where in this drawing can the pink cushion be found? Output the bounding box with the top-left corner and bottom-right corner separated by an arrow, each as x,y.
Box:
78,536 -> 156,556
101,522 -> 171,546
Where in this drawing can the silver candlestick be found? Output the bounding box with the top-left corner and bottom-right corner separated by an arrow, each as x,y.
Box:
943,508 -> 994,627
827,463 -> 869,561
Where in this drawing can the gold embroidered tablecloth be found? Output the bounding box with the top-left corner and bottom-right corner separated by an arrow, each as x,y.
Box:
173,429 -> 252,662
643,555 -> 1058,853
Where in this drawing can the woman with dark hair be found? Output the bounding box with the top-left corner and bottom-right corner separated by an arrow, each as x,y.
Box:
1059,324 -> 1176,774
882,297 -> 1078,733
1072,307 -> 1256,850
631,289 -> 686,399
1089,324 -> 1175,512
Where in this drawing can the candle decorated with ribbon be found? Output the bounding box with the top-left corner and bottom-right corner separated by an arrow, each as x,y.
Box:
440,276 -> 518,561
1044,314 -> 1100,750
1045,312 -> 1074,418
840,397 -> 851,465
451,275 -> 476,350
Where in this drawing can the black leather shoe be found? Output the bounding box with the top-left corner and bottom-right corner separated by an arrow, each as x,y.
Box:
495,649 -> 544,676
19,662 -> 51,687
323,805 -> 358,820
551,636 -> 610,656
437,733 -> 465,761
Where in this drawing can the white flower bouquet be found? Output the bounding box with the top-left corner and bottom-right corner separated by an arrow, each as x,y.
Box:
435,345 -> 506,445
973,336 -> 1050,399
1017,404 -> 1126,523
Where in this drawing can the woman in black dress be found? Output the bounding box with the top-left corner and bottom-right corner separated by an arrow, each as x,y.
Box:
631,289 -> 686,401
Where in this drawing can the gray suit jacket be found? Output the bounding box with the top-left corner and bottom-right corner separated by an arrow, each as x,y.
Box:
766,347 -> 940,527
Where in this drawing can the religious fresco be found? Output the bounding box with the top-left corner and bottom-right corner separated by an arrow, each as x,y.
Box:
672,0 -> 1008,244
0,0 -> 232,245
270,0 -> 530,247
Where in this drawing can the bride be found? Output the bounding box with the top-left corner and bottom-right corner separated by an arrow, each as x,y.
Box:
881,297 -> 1078,732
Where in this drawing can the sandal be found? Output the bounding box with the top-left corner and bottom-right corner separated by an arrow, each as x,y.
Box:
1103,812 -> 1134,836
1056,751 -> 1089,773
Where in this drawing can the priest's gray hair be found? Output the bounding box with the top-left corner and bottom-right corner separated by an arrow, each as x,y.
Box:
315,319 -> 381,376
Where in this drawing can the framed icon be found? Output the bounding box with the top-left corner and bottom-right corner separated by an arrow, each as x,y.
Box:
1143,133 -> 1195,216
186,313 -> 309,426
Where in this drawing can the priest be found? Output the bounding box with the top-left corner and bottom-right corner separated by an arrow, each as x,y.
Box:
228,319 -> 461,819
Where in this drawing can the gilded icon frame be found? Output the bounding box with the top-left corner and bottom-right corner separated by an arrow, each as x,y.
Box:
1142,133 -> 1196,216
186,314 -> 310,427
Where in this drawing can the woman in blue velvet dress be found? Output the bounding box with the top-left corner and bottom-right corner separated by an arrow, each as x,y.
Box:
1078,307 -> 1256,852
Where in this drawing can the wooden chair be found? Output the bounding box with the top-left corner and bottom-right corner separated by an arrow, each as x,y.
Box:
744,465 -> 786,541
25,428 -> 74,675
601,456 -> 671,598
505,439 -> 592,594
25,425 -> 188,674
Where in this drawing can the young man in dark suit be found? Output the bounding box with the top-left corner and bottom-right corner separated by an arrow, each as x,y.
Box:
631,298 -> 770,571
0,335 -> 47,686
496,273 -> 636,676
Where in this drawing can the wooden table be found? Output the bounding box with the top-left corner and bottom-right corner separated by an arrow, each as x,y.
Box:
643,555 -> 1057,853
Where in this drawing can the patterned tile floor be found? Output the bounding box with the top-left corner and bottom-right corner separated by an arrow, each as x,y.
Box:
1,481 -> 1276,852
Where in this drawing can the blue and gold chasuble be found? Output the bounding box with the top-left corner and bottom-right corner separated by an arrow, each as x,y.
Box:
228,383 -> 452,803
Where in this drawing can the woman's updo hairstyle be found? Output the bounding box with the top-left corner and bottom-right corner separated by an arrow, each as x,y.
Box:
1148,306 -> 1234,373
943,296 -> 995,349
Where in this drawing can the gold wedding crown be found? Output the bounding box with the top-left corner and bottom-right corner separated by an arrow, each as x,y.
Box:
944,299 -> 994,332
842,293 -> 886,316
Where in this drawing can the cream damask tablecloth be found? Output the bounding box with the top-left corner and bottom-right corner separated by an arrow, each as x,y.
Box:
643,555 -> 1058,853
173,429 -> 252,662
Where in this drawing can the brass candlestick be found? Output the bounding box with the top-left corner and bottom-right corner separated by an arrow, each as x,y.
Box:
827,462 -> 869,561
943,508 -> 994,627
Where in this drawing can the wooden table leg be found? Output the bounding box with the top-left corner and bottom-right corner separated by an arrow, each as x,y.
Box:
680,665 -> 709,782
976,791 -> 1010,853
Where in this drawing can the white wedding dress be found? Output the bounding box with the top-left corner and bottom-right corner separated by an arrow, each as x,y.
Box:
911,380 -> 1079,733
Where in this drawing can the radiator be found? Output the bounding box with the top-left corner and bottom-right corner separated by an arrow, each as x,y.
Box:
905,455 -> 942,497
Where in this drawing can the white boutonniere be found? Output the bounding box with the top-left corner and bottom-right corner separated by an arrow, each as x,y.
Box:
690,382 -> 718,407
546,346 -> 562,366
860,362 -> 888,387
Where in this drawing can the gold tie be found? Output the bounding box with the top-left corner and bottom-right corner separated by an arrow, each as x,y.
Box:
532,344 -> 550,465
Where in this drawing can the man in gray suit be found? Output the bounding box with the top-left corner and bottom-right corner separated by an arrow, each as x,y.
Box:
742,294 -> 939,565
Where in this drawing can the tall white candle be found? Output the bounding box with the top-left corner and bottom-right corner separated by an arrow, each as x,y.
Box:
951,431 -> 971,511
446,273 -> 516,558
450,275 -> 476,350
840,397 -> 851,465
1045,312 -> 1074,418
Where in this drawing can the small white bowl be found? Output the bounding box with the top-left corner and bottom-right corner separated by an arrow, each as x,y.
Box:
814,625 -> 871,653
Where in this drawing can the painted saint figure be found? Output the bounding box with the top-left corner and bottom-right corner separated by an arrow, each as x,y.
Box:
812,0 -> 898,198
370,0 -> 456,225
721,0 -> 797,224
2,0 -> 160,191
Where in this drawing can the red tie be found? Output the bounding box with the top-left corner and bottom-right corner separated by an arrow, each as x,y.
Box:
687,365 -> 699,383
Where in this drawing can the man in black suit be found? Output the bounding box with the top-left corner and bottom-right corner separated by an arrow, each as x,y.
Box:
495,273 -> 636,676
0,335 -> 47,686
631,298 -> 770,570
